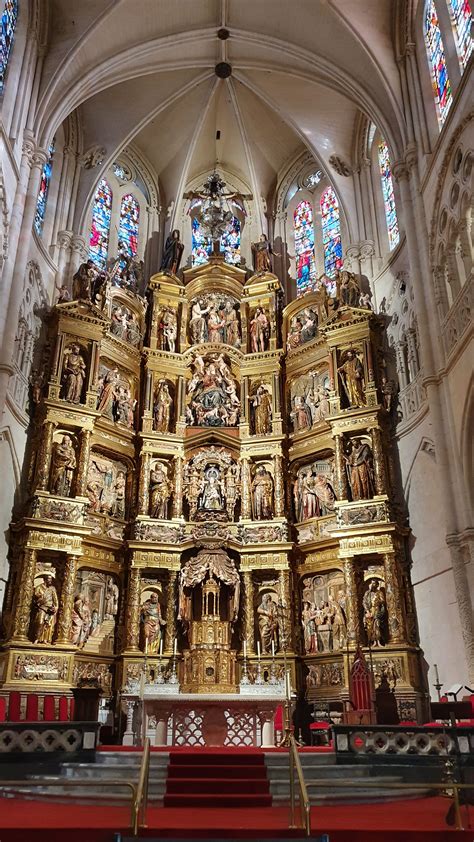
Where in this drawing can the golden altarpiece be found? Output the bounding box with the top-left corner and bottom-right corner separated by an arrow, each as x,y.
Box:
0,254 -> 426,722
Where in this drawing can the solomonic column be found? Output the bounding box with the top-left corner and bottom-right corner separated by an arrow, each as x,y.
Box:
242,571 -> 255,653
75,429 -> 92,497
124,567 -> 141,652
35,421 -> 56,490
383,553 -> 406,644
343,557 -> 359,644
138,452 -> 152,516
334,434 -> 349,500
273,455 -> 285,517
370,426 -> 386,496
55,554 -> 79,644
172,456 -> 183,518
11,548 -> 37,641
278,569 -> 292,650
241,458 -> 252,518
165,570 -> 178,651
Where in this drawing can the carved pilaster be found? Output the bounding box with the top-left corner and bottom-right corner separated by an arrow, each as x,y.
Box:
241,458 -> 252,518
274,454 -> 285,517
172,456 -> 183,518
35,421 -> 56,491
55,554 -> 79,643
75,429 -> 92,497
242,571 -> 255,653
124,567 -> 141,652
138,452 -> 151,516
383,553 -> 406,644
334,434 -> 349,500
343,557 -> 358,644
11,548 -> 37,641
165,570 -> 177,651
370,426 -> 386,496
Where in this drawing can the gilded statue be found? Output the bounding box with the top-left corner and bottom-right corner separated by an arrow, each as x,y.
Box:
62,345 -> 86,403
251,233 -> 279,274
160,229 -> 184,275
198,466 -> 225,513
363,579 -> 387,646
337,349 -> 366,407
345,438 -> 375,500
224,463 -> 240,519
149,464 -> 172,518
257,593 -> 279,653
184,462 -> 201,519
104,578 -> 119,619
140,592 -> 166,654
251,466 -> 274,520
249,307 -> 270,353
158,307 -> 177,352
294,470 -> 336,521
153,380 -> 173,433
251,385 -> 272,435
50,435 -> 76,497
32,574 -> 58,644
111,470 -> 126,518
97,367 -> 119,419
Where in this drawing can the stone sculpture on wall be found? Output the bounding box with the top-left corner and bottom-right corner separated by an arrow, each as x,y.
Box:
149,462 -> 172,518
153,379 -> 173,432
293,460 -> 336,521
344,437 -> 375,500
32,572 -> 58,644
337,349 -> 366,408
61,344 -> 87,403
188,294 -> 241,348
186,353 -> 240,427
50,434 -> 77,496
336,270 -> 360,306
301,572 -> 347,654
249,307 -> 270,353
251,465 -> 274,520
86,453 -> 128,518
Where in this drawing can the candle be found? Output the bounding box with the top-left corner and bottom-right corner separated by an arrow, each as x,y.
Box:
257,641 -> 261,659
286,671 -> 291,699
271,640 -> 275,658
159,638 -> 163,657
144,638 -> 148,655
243,640 -> 247,658
173,638 -> 177,657
434,663 -> 440,684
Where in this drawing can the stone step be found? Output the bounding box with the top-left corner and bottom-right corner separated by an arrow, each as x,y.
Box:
61,762 -> 167,780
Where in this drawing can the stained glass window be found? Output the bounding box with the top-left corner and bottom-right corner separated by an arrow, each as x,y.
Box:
89,179 -> 112,269
320,188 -> 343,280
424,1 -> 453,125
294,200 -> 317,296
192,216 -> 212,265
33,139 -> 55,237
191,215 -> 241,265
220,217 -> 241,265
0,0 -> 18,94
448,0 -> 473,70
377,139 -> 400,251
118,193 -> 140,258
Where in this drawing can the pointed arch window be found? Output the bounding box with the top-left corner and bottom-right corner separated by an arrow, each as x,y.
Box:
89,178 -> 112,269
192,216 -> 212,265
220,217 -> 241,265
448,0 -> 472,70
118,193 -> 140,258
320,188 -> 343,280
377,139 -> 400,251
33,139 -> 55,237
424,1 -> 453,125
294,199 -> 317,296
0,0 -> 18,93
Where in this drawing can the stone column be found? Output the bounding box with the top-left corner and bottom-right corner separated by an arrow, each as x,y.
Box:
242,571 -> 255,653
75,429 -> 92,497
343,557 -> 359,644
406,329 -> 419,380
55,554 -> 79,644
395,342 -> 408,389
54,230 -> 73,292
138,452 -> 152,516
124,567 -> 141,652
273,454 -> 285,517
165,571 -> 178,651
172,456 -> 183,518
241,458 -> 252,518
11,548 -> 37,641
334,434 -> 349,500
383,553 -> 406,644
35,420 -> 56,491
69,235 -> 88,278
370,427 -> 386,496
433,266 -> 449,320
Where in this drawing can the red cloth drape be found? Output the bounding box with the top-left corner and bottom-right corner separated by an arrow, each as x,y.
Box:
26,694 -> 39,722
8,691 -> 21,722
43,695 -> 56,721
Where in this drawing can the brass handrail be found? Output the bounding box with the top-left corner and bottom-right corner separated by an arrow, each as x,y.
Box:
132,736 -> 151,836
0,778 -> 137,828
288,734 -> 311,836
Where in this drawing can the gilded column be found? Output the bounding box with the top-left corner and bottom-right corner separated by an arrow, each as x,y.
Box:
172,455 -> 183,518
343,557 -> 358,644
370,426 -> 386,495
242,571 -> 255,653
55,554 -> 79,643
75,429 -> 92,497
334,434 -> 349,500
165,570 -> 178,651
278,569 -> 292,650
241,458 -> 252,518
274,454 -> 285,517
383,553 -> 406,644
12,548 -> 37,641
138,452 -> 151,516
124,567 -> 141,652
36,420 -> 55,490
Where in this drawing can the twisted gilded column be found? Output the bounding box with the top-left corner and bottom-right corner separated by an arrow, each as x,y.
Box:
383,553 -> 406,644
124,567 -> 141,652
278,569 -> 292,650
273,454 -> 285,517
334,434 -> 349,500
370,426 -> 386,496
241,458 -> 252,518
55,554 -> 79,644
172,456 -> 183,518
165,570 -> 178,651
138,452 -> 151,516
75,429 -> 92,497
12,548 -> 37,641
343,557 -> 359,644
242,571 -> 255,653
35,421 -> 55,490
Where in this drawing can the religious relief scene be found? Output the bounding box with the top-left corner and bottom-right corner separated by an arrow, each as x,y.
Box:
0,6 -> 472,826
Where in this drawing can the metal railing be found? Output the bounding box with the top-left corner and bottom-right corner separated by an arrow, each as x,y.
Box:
132,736 -> 151,835
288,734 -> 311,836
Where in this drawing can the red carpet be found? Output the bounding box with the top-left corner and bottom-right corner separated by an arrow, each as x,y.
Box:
163,750 -> 273,807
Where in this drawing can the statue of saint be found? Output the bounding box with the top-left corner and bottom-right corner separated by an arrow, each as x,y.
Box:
249,307 -> 270,353
302,601 -> 317,654
207,304 -> 225,343
251,233 -> 279,274
251,385 -> 272,435
126,313 -> 141,347
160,229 -> 184,275
257,593 -> 279,653
198,466 -> 225,512
70,596 -> 84,646
62,345 -> 86,403
337,349 -> 366,407
50,435 -> 77,497
140,593 -> 166,654
149,465 -> 172,519
184,462 -> 201,519
104,578 -> 119,619
225,463 -> 240,519
300,308 -> 318,343
287,317 -> 303,350
32,574 -> 58,644
345,438 -> 375,500
97,367 -> 119,419
223,300 -> 240,347
291,395 -> 311,432
72,260 -> 95,300
189,299 -> 209,345
363,580 -> 387,646
153,380 -> 173,433
337,270 -> 360,307
328,594 -> 347,651
111,470 -> 126,518
380,376 -> 395,413
115,386 -> 135,428
251,466 -> 274,520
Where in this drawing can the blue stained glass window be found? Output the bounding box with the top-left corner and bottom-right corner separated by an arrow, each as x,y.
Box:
118,193 -> 140,258
424,1 -> 453,125
33,139 -> 55,237
294,199 -> 317,296
448,0 -> 472,70
89,179 -> 112,269
0,0 -> 18,94
320,187 -> 343,279
191,215 -> 241,265
377,139 -> 400,251
220,217 -> 241,265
